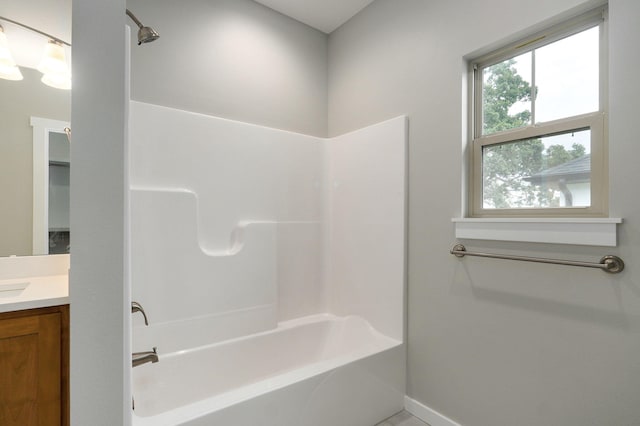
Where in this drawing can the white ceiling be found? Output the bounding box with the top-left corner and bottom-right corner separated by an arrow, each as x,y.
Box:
253,0 -> 375,33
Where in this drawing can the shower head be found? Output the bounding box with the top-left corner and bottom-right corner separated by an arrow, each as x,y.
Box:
137,25 -> 160,45
126,9 -> 159,45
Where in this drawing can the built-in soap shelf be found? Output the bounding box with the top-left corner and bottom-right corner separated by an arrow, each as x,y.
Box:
131,187 -> 262,257
131,187 -> 319,257
130,187 -> 280,341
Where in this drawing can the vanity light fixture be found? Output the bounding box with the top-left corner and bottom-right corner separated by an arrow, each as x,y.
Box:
38,40 -> 71,90
0,25 -> 23,81
0,16 -> 71,89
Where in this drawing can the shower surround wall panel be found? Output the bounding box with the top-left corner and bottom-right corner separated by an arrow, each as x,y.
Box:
129,101 -> 406,425
129,102 -> 324,251
130,101 -> 325,351
130,189 -> 280,353
326,120 -> 407,341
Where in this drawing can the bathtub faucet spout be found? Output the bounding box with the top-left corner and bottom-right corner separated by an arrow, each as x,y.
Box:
132,347 -> 159,367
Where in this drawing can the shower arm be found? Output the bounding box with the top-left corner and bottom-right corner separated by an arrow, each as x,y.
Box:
126,9 -> 144,30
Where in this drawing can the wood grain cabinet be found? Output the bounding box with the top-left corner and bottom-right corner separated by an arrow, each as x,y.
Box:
0,305 -> 69,426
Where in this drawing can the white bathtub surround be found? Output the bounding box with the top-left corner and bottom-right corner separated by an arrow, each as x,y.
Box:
326,119 -> 406,341
130,189 -> 280,351
129,101 -> 406,425
129,102 -> 324,252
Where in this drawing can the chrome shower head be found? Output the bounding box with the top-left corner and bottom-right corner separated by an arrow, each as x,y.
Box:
126,9 -> 159,45
137,26 -> 160,45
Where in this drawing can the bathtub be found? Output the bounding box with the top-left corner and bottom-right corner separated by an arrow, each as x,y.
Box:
132,314 -> 405,426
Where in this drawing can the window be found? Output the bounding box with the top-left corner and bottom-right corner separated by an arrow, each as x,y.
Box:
470,7 -> 607,217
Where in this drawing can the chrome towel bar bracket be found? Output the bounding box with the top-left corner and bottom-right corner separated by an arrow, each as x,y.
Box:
450,244 -> 624,274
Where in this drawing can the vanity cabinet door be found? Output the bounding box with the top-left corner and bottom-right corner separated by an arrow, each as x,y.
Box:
0,308 -> 66,426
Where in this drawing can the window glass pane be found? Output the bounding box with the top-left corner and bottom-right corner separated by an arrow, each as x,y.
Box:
482,129 -> 591,209
535,26 -> 599,123
482,52 -> 532,135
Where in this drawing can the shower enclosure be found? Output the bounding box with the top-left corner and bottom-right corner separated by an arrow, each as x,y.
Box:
128,101 -> 407,425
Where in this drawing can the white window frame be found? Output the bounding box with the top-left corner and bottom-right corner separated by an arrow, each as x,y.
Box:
469,7 -> 608,218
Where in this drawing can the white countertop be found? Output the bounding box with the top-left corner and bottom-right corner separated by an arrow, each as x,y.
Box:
0,274 -> 69,313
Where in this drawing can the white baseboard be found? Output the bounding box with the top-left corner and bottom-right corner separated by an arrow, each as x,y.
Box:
404,396 -> 462,426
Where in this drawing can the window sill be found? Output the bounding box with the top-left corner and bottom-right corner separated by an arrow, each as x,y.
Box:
452,218 -> 622,247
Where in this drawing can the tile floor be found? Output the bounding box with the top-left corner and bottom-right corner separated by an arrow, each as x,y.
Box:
375,410 -> 428,426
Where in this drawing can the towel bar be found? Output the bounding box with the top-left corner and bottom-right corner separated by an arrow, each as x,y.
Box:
450,244 -> 624,274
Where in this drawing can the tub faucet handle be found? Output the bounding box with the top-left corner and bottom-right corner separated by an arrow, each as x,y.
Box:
131,301 -> 149,326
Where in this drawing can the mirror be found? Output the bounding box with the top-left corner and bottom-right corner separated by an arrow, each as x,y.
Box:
31,116 -> 71,255
0,17 -> 71,257
46,129 -> 71,254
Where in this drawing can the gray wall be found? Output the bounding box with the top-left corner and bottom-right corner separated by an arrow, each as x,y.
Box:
0,68 -> 70,256
70,0 -> 640,422
127,0 -> 328,137
329,0 -> 640,425
71,0 -> 130,424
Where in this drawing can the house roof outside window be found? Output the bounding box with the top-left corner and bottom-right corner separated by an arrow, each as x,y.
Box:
524,154 -> 591,185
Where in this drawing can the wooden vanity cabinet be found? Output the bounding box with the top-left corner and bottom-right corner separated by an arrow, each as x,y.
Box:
0,305 -> 69,426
